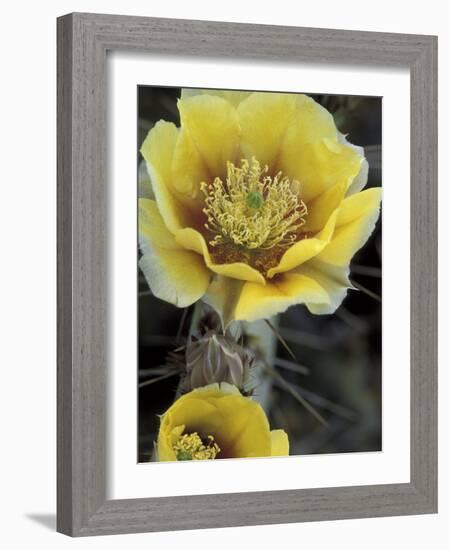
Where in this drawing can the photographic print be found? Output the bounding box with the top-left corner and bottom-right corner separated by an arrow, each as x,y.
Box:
137,87 -> 382,463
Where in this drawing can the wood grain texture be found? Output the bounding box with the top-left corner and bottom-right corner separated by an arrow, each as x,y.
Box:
57,13 -> 74,536
57,12 -> 438,536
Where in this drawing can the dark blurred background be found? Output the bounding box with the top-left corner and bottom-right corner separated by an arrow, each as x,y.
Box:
138,86 -> 382,462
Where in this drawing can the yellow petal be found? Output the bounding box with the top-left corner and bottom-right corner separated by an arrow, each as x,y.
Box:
139,198 -> 179,249
139,200 -> 211,307
270,429 -> 289,456
181,88 -> 252,107
171,128 -> 210,204
212,395 -> 272,458
138,159 -> 153,200
237,92 -> 297,169
140,121 -> 188,233
158,424 -> 184,461
168,398 -> 223,435
158,385 -> 274,460
216,382 -> 241,395
175,228 -> 265,284
178,94 -> 240,178
338,134 -> 369,196
317,187 -> 382,266
158,398 -> 223,461
275,94 -> 338,176
187,382 -> 240,397
296,259 -> 352,314
138,250 -> 210,308
280,138 -> 363,203
303,181 -> 347,233
234,273 -> 330,322
347,155 -> 369,196
286,94 -> 339,145
267,209 -> 339,278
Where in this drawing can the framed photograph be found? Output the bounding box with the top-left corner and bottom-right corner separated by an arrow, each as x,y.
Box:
57,13 -> 437,536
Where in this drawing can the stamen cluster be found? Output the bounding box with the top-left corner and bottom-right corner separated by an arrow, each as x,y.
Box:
201,158 -> 307,251
173,432 -> 221,460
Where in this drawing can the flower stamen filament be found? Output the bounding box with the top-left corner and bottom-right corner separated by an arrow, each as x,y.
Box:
201,158 -> 307,251
173,432 -> 220,461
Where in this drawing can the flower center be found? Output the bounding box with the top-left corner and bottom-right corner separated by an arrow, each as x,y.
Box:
173,432 -> 220,461
246,190 -> 264,210
201,158 -> 307,251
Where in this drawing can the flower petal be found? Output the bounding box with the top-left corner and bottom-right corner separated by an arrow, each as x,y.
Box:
163,385 -> 272,458
302,181 -> 347,233
237,92 -> 297,169
140,121 -> 187,232
181,88 -> 252,107
157,424 -> 184,461
275,94 -> 339,176
211,395 -> 272,458
234,273 -> 330,322
339,133 -> 369,196
158,384 -> 288,460
317,187 -> 382,266
178,94 -> 240,178
171,128 -> 210,204
287,94 -> 339,144
266,208 -> 339,278
168,398 -> 223,435
139,199 -> 211,307
296,259 -> 352,314
138,159 -> 153,199
280,137 -> 363,203
270,429 -> 289,456
175,228 -> 265,284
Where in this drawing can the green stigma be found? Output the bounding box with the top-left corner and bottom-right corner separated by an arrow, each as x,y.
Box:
246,191 -> 264,210
176,450 -> 193,461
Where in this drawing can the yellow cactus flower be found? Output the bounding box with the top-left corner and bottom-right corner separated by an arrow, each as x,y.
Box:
139,89 -> 381,325
157,383 -> 289,461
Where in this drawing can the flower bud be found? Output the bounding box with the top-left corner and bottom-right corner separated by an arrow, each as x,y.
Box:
180,331 -> 254,393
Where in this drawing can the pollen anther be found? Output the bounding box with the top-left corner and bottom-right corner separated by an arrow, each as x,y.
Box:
201,158 -> 307,250
173,432 -> 220,461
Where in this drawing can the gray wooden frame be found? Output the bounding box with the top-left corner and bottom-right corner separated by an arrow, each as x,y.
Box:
57,12 -> 438,536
